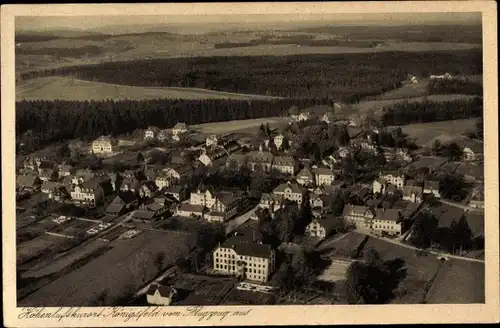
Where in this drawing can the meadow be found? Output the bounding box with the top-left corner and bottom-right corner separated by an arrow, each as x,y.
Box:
17,76 -> 282,101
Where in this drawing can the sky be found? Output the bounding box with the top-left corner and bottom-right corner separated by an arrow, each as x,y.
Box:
16,12 -> 482,33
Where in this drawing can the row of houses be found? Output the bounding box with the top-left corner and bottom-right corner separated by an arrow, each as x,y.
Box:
373,171 -> 441,204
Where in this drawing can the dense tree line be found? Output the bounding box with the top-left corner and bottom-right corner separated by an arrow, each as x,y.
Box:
16,45 -> 104,58
20,50 -> 482,101
381,97 -> 483,126
16,98 -> 323,153
428,78 -> 483,96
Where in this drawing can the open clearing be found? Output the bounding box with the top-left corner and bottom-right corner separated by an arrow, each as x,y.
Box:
17,234 -> 67,264
378,78 -> 431,100
16,76 -> 282,101
425,260 -> 484,303
393,118 -> 477,146
192,117 -> 289,134
19,229 -> 191,306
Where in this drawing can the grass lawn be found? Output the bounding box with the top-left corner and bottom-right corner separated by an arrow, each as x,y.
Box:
425,259 -> 484,303
18,229 -> 191,306
17,234 -> 67,265
192,117 -> 289,135
16,76 -> 281,101
395,118 -> 478,147
378,78 -> 431,100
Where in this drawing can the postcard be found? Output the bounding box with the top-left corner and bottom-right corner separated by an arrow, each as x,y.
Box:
2,2 -> 498,326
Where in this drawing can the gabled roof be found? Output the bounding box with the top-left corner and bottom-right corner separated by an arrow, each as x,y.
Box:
405,180 -> 422,187
41,181 -> 61,190
296,167 -> 314,179
79,178 -> 104,190
93,135 -> 113,143
113,191 -> 138,204
146,202 -> 164,212
146,284 -> 174,297
179,203 -> 205,213
173,123 -> 187,130
221,236 -> 272,258
274,182 -> 304,194
314,167 -> 334,176
105,203 -> 125,214
273,156 -> 296,166
132,210 -> 156,220
462,140 -> 484,154
246,151 -> 274,163
342,204 -> 372,216
375,208 -> 402,222
424,180 -> 440,190
403,185 -> 423,197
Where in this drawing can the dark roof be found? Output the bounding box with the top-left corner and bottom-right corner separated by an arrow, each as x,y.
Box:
221,236 -> 272,258
113,191 -> 138,204
146,284 -> 174,297
41,181 -> 61,190
105,203 -> 125,214
424,180 -> 440,190
179,203 -> 205,213
462,140 -> 484,154
132,210 -> 156,220
274,181 -> 304,194
296,167 -> 314,179
429,204 -> 465,228
403,185 -> 423,197
375,208 -> 402,222
465,211 -> 484,238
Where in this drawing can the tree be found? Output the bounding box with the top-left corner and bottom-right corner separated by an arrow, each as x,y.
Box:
450,216 -> 472,254
330,192 -> 345,217
409,211 -> 438,248
443,142 -> 463,161
345,261 -> 367,304
439,173 -> 469,201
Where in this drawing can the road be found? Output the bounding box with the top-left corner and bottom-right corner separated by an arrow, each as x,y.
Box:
225,204 -> 260,235
438,198 -> 482,211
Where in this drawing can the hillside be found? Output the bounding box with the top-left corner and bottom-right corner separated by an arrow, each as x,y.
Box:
16,77 -> 283,101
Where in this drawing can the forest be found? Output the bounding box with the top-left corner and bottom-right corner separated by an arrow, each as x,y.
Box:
380,97 -> 483,126
427,78 -> 483,96
19,50 -> 482,102
15,98 -> 323,153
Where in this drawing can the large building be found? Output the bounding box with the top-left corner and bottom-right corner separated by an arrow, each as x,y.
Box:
213,235 -> 276,283
272,156 -> 299,175
379,171 -> 405,189
372,209 -> 403,236
342,204 -> 375,229
314,167 -> 335,186
91,136 -> 117,156
273,181 -> 306,205
70,179 -> 105,207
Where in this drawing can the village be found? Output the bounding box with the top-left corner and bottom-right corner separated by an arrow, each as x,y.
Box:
15,102 -> 485,306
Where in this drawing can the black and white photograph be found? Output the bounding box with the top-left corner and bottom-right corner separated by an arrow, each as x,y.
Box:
2,2 -> 498,326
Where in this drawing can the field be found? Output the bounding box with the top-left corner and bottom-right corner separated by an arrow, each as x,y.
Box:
378,79 -> 431,100
395,118 -> 478,146
404,156 -> 449,171
425,260 -> 485,303
22,239 -> 110,278
18,229 -> 191,306
317,260 -> 350,283
17,234 -> 67,264
17,76 -> 281,101
192,117 -> 289,134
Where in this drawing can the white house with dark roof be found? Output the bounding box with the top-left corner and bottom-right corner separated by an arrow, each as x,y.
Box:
16,174 -> 42,191
469,186 -> 484,210
172,123 -> 188,139
462,140 -> 484,161
273,181 -> 306,205
314,167 -> 335,186
423,180 -> 441,198
212,235 -> 276,283
273,133 -> 285,150
305,216 -> 337,240
372,209 -> 403,236
146,283 -> 177,306
402,185 -> 423,203
259,193 -> 284,212
342,204 -> 375,228
91,136 -> 117,156
272,156 -> 299,175
144,126 -> 160,140
379,171 -> 405,189
70,178 -> 105,207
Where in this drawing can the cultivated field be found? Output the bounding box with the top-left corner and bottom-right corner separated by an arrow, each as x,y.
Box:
425,260 -> 484,303
394,118 -> 478,146
378,79 -> 431,100
17,76 -> 281,101
18,229 -> 191,306
17,234 -> 67,265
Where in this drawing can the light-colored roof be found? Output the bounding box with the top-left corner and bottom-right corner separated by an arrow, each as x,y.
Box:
173,123 -> 187,130
273,156 -> 296,166
315,167 -> 334,176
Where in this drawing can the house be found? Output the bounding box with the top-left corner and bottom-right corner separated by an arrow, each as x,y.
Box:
206,135 -> 219,148
172,123 -> 188,137
272,156 -> 299,175
380,171 -> 405,189
105,202 -> 127,216
71,169 -> 95,185
259,193 -> 284,212
372,209 -> 403,236
117,135 -> 138,146
57,163 -> 74,177
208,192 -> 246,222
16,174 -> 42,191
164,185 -> 188,202
70,179 -> 105,207
212,235 -> 276,283
462,140 -> 484,161
298,112 -> 311,122
273,134 -> 285,150
146,284 -> 177,306
246,150 -> 274,172
139,199 -> 169,217
273,181 -> 306,205
305,216 -> 337,240
119,176 -> 143,194
337,147 -> 350,158
310,194 -> 330,211
469,186 -> 484,210
144,126 -> 160,140
49,186 -> 70,202
423,180 -> 441,198
321,112 -> 335,124
138,181 -> 158,198
430,73 -> 453,80
111,191 -> 138,209
342,204 -> 375,229
177,203 -> 206,218
198,148 -> 228,168
402,185 -> 423,203
295,167 -> 314,186
409,75 -> 419,84
372,178 -> 388,195
314,181 -> 343,196
161,165 -> 193,187
38,168 -> 57,182
91,136 -> 117,156
190,185 -> 218,208
131,210 -> 157,223
157,130 -> 169,142
314,167 -> 335,186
